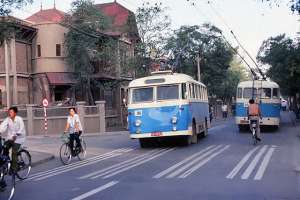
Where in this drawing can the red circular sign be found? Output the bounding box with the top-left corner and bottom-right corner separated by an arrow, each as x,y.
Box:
42,98 -> 49,107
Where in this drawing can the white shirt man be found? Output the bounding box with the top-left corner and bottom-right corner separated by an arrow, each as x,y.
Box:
0,114 -> 26,145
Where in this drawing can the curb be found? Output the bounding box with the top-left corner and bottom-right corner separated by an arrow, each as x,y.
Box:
31,152 -> 55,167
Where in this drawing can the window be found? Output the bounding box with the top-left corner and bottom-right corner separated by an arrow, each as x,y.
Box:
258,88 -> 271,99
273,88 -> 279,98
132,87 -> 153,103
157,85 -> 179,100
181,83 -> 187,99
237,88 -> 243,98
243,88 -> 258,99
189,84 -> 192,99
56,44 -> 61,56
37,45 -> 41,57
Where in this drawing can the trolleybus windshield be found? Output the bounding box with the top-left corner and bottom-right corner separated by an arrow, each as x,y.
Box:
157,85 -> 179,100
132,87 -> 154,103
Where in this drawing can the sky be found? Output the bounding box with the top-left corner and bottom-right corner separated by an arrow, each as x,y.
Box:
12,0 -> 300,67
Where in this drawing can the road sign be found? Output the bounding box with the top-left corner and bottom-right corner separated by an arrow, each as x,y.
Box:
42,98 -> 49,107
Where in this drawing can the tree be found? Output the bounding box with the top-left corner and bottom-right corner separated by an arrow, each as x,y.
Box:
64,0 -> 115,105
257,34 -> 300,96
164,24 -> 235,100
261,0 -> 300,14
0,0 -> 32,45
126,2 -> 171,78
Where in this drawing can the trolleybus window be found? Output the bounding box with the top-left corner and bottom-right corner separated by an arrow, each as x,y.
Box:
237,88 -> 242,98
243,88 -> 258,99
273,88 -> 279,98
157,85 -> 179,100
132,87 -> 153,103
181,83 -> 187,99
259,88 -> 271,98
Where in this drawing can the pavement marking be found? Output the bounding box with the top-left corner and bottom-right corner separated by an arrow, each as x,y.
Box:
165,145 -> 225,178
71,181 -> 119,200
91,148 -> 176,179
179,145 -> 230,178
241,145 -> 268,180
27,148 -> 133,181
226,146 -> 260,179
254,146 -> 276,180
79,148 -> 162,180
153,145 -> 217,179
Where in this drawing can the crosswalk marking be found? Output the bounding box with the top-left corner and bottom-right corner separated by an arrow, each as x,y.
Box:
226,146 -> 260,179
254,146 -> 276,180
79,149 -> 161,180
153,145 -> 216,179
179,145 -> 230,178
226,145 -> 277,181
27,148 -> 133,181
241,145 -> 268,180
153,145 -> 230,179
71,181 -> 119,200
94,148 -> 175,179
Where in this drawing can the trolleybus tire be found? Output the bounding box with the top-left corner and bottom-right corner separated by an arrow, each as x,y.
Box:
191,122 -> 198,144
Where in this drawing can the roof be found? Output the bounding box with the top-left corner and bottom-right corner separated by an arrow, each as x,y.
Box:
46,73 -> 77,86
128,72 -> 206,88
95,2 -> 132,28
238,80 -> 279,88
26,8 -> 66,24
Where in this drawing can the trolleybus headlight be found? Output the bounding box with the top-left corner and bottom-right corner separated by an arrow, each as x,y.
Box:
135,119 -> 142,127
171,116 -> 178,124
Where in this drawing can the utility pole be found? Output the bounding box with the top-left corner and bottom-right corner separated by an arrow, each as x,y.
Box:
197,54 -> 201,81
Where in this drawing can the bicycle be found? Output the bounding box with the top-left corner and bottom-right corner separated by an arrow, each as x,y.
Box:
250,119 -> 259,145
0,137 -> 31,200
59,133 -> 86,165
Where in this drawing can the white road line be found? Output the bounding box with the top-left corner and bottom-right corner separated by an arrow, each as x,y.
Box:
153,145 -> 216,179
241,145 -> 268,180
226,146 -> 260,179
99,148 -> 176,179
179,145 -> 230,178
71,181 -> 119,200
28,148 -> 131,180
254,146 -> 276,180
93,148 -> 171,179
78,149 -> 159,180
33,153 -> 123,181
166,145 -> 224,178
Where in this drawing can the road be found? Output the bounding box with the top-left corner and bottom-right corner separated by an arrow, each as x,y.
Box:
1,118 -> 300,200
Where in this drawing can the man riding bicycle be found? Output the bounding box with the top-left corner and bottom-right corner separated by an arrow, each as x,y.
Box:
247,99 -> 262,142
0,107 -> 26,190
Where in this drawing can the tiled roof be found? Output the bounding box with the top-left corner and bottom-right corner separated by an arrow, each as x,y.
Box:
95,2 -> 132,30
26,8 -> 66,24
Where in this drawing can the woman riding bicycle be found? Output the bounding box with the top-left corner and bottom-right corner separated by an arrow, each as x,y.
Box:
64,108 -> 83,156
248,99 -> 262,141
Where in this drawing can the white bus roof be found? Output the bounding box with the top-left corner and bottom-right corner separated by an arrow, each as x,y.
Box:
237,80 -> 279,88
128,73 -> 206,88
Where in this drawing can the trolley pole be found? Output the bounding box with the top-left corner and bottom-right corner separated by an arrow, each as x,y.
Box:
197,54 -> 201,81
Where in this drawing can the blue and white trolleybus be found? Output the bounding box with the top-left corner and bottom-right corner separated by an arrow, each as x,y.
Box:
127,71 -> 210,148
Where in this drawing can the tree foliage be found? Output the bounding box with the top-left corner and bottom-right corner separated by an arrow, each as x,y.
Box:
0,0 -> 32,45
262,0 -> 300,14
164,24 -> 238,99
257,34 -> 300,96
64,0 -> 116,104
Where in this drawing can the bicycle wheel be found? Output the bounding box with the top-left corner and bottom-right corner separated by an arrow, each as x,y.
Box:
77,139 -> 86,161
16,149 -> 31,180
59,143 -> 72,165
0,169 -> 15,200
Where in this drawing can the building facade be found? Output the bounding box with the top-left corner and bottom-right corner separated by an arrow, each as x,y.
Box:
0,2 -> 139,128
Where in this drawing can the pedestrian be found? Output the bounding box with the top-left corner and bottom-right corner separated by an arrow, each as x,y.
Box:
281,99 -> 287,111
222,103 -> 228,119
64,107 -> 83,156
209,105 -> 214,123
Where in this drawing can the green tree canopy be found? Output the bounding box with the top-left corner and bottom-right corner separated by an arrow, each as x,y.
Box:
64,0 -> 115,104
164,24 -> 236,99
257,34 -> 300,96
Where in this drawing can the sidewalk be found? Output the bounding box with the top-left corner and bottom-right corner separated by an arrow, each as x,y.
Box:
30,150 -> 55,167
